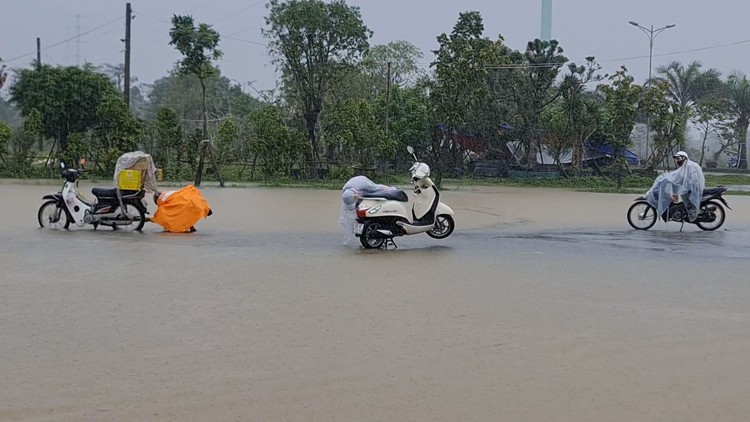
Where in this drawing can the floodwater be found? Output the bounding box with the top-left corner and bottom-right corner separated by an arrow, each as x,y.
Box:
2,182 -> 750,421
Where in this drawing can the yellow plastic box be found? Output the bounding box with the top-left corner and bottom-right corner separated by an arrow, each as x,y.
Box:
118,169 -> 142,190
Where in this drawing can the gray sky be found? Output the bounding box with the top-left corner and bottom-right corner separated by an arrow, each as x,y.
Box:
2,0 -> 749,97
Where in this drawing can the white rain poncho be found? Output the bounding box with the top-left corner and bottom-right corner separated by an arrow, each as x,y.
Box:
645,158 -> 705,222
338,176 -> 402,246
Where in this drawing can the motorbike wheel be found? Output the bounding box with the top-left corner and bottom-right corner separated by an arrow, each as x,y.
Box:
627,201 -> 657,230
695,200 -> 726,231
38,200 -> 70,229
111,203 -> 146,232
427,214 -> 455,239
359,220 -> 387,249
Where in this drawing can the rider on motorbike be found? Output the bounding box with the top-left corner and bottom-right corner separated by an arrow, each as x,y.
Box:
645,151 -> 705,222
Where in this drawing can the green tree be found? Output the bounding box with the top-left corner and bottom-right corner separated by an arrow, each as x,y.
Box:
372,85 -> 432,171
429,11 -> 518,182
264,0 -> 372,162
0,97 -> 20,127
723,72 -> 750,168
169,14 -> 223,184
597,67 -> 659,184
557,58 -> 604,170
0,120 -> 10,164
322,99 -> 394,167
431,12 -> 517,138
1,110 -> 42,175
510,39 -> 568,165
362,41 -> 424,94
0,59 -> 7,90
10,64 -> 132,153
246,105 -> 306,179
154,107 -> 184,175
215,118 -> 239,164
651,61 -> 722,116
693,95 -> 727,166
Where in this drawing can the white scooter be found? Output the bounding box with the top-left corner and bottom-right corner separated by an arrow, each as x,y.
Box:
37,162 -> 149,231
354,146 -> 455,249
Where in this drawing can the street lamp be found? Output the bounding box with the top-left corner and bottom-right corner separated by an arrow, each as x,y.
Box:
629,21 -> 676,161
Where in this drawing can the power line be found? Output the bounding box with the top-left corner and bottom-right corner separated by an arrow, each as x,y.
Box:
5,16 -> 122,65
222,35 -> 266,47
212,0 -> 266,24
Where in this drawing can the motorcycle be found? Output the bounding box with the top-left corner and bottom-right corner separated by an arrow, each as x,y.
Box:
626,186 -> 731,231
354,146 -> 455,249
37,161 -> 149,231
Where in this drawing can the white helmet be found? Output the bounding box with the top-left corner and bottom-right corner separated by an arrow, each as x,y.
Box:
673,151 -> 688,160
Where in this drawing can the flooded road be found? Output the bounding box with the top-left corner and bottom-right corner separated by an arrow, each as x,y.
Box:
2,183 -> 749,421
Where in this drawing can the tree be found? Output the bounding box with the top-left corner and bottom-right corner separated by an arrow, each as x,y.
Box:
373,85 -> 432,161
148,67 -> 262,127
362,41 -> 424,93
510,39 -> 568,165
1,110 -> 42,175
9,64 -> 135,153
264,0 -> 372,163
597,67 -> 658,184
651,61 -> 721,116
0,120 -> 10,164
557,57 -> 604,169
429,11 -> 519,182
246,106 -> 306,179
0,59 -> 7,90
724,72 -> 750,169
169,14 -> 223,185
154,107 -> 184,175
431,12 -> 517,137
693,95 -> 727,166
322,99 -> 394,167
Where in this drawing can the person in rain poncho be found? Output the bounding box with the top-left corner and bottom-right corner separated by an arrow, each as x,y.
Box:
645,151 -> 705,222
338,175 -> 402,246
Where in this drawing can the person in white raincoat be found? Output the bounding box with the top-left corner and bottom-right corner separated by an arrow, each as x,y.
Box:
338,175 -> 402,246
645,151 -> 705,222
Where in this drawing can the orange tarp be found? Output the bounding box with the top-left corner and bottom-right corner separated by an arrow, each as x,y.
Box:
151,185 -> 211,233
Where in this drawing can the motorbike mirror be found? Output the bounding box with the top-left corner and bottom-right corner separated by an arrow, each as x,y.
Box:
60,162 -> 65,169
407,146 -> 418,161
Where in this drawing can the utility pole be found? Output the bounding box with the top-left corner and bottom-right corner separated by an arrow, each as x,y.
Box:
37,37 -> 43,150
36,37 -> 41,68
384,62 -> 391,135
629,21 -> 676,164
124,2 -> 132,109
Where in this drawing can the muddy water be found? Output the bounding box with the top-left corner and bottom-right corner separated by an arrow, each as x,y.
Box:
2,183 -> 750,421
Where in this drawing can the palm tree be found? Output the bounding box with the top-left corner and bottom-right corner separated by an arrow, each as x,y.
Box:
651,61 -> 722,114
724,72 -> 750,169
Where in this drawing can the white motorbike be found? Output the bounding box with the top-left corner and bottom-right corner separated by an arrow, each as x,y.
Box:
354,146 -> 455,249
37,162 -> 149,231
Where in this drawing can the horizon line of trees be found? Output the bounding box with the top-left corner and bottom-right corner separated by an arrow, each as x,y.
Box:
2,0 -> 750,185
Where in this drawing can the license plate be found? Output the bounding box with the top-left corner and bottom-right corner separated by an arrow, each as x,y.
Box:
353,223 -> 364,235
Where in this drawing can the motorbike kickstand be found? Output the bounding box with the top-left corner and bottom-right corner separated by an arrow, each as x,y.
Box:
679,221 -> 685,232
383,238 -> 398,250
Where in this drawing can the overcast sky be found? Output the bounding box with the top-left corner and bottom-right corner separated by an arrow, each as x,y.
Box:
2,0 -> 749,97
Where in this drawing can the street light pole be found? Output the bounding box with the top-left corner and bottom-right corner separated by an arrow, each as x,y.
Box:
629,21 -> 676,163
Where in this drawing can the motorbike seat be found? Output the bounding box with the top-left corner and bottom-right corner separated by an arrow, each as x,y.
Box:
702,187 -> 724,197
361,190 -> 409,202
92,187 -> 141,198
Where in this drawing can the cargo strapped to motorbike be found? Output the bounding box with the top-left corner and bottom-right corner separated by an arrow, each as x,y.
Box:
113,152 -> 158,218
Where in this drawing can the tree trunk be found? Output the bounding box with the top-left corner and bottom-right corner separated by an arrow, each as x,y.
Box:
699,127 -> 709,166
304,108 -> 321,168
195,78 -> 208,186
738,116 -> 749,169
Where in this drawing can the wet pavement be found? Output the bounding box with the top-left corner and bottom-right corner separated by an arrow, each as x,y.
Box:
1,183 -> 749,421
